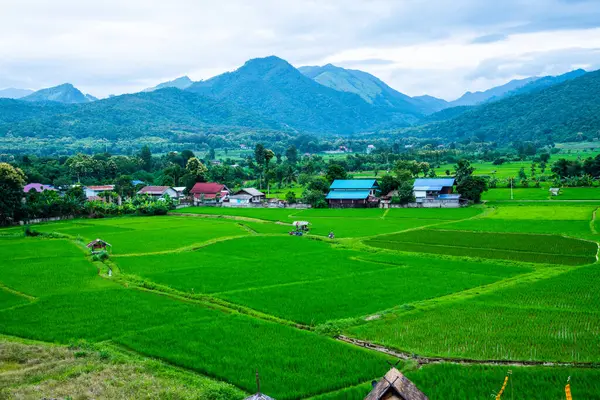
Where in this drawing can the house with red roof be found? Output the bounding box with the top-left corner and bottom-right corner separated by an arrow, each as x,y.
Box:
189,182 -> 230,204
137,186 -> 178,199
23,183 -> 56,193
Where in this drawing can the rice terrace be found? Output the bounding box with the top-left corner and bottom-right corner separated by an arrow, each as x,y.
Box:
2,200 -> 600,399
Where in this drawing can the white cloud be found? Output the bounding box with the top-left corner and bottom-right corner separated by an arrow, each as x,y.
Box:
0,0 -> 599,99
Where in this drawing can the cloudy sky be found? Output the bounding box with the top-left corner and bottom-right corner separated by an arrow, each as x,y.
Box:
2,0 -> 600,100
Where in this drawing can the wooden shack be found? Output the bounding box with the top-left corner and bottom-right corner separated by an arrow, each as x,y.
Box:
365,367 -> 428,400
86,238 -> 111,253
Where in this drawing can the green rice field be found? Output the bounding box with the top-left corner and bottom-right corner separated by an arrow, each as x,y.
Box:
1,200 -> 599,399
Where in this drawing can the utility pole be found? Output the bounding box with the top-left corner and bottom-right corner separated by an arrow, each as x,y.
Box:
510,177 -> 514,200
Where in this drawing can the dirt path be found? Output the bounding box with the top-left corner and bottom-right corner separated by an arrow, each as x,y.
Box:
337,335 -> 599,369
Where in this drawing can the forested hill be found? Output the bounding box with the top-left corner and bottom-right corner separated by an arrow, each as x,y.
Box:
187,56 -> 421,133
412,69 -> 600,143
0,89 -> 282,140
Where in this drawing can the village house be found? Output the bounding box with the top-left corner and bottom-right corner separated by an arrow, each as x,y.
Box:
190,182 -> 230,204
365,367 -> 428,400
173,186 -> 187,200
234,188 -> 265,203
23,183 -> 56,193
84,185 -> 116,201
366,144 -> 376,154
412,178 -> 460,208
326,179 -> 379,208
137,186 -> 179,199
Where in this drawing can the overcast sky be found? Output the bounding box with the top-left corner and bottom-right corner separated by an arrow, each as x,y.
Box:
2,0 -> 600,100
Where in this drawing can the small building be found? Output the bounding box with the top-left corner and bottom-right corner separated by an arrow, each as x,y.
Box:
326,179 -> 379,208
137,186 -> 178,199
413,178 -> 460,208
173,186 -> 187,200
234,188 -> 265,203
86,238 -> 111,254
365,367 -> 428,400
23,183 -> 56,193
84,185 -> 115,201
366,144 -> 376,154
189,182 -> 230,204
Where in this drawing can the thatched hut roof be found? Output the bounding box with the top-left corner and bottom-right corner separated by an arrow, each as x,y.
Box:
244,393 -> 275,400
365,367 -> 428,400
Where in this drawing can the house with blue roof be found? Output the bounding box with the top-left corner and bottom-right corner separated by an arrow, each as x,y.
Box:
412,178 -> 461,207
326,179 -> 379,208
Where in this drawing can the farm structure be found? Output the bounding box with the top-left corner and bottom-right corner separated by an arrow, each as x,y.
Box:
366,367 -> 428,400
137,186 -> 178,199
190,182 -> 230,204
86,238 -> 111,253
412,178 -> 461,208
326,179 -> 380,208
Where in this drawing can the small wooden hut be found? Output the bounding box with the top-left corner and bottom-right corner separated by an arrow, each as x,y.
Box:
365,367 -> 428,400
86,238 -> 112,253
243,394 -> 275,400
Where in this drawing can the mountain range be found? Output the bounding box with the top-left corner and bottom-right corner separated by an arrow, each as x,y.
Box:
0,55 -> 596,145
0,88 -> 34,99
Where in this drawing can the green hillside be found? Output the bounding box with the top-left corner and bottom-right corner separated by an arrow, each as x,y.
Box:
187,56 -> 420,133
413,69 -> 600,143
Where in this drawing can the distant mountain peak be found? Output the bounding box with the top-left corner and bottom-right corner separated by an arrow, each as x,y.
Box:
23,83 -> 95,104
143,75 -> 194,92
0,87 -> 34,99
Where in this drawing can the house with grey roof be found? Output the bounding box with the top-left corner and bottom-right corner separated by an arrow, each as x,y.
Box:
232,188 -> 266,203
326,179 -> 379,208
412,178 -> 460,208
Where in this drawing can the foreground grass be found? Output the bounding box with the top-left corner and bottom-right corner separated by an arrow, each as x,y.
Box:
0,336 -> 243,399
0,236 -> 394,399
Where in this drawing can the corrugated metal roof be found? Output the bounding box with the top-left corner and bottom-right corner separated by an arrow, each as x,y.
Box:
439,194 -> 461,199
413,178 -> 455,188
329,179 -> 378,190
326,190 -> 371,200
236,187 -> 265,197
413,186 -> 443,191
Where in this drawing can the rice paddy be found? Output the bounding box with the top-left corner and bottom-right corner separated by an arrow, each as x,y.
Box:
1,200 -> 599,399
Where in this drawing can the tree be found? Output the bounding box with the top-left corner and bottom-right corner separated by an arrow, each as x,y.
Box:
115,175 -> 135,198
285,145 -> 298,164
518,167 -> 528,180
457,176 -> 488,203
302,190 -> 327,208
254,144 -> 266,166
180,150 -> 195,163
184,157 -> 208,191
264,149 -> 275,169
285,191 -> 297,204
185,157 -> 208,181
139,145 -> 153,171
379,175 -> 400,195
306,176 -> 330,193
208,147 -> 216,160
325,163 -> 347,183
0,163 -> 26,225
454,159 -> 474,184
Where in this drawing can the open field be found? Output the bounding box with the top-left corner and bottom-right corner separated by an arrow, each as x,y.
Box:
1,202 -> 599,399
365,229 -> 597,265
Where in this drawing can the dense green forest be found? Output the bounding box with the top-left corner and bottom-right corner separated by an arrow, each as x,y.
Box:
413,69 -> 600,144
